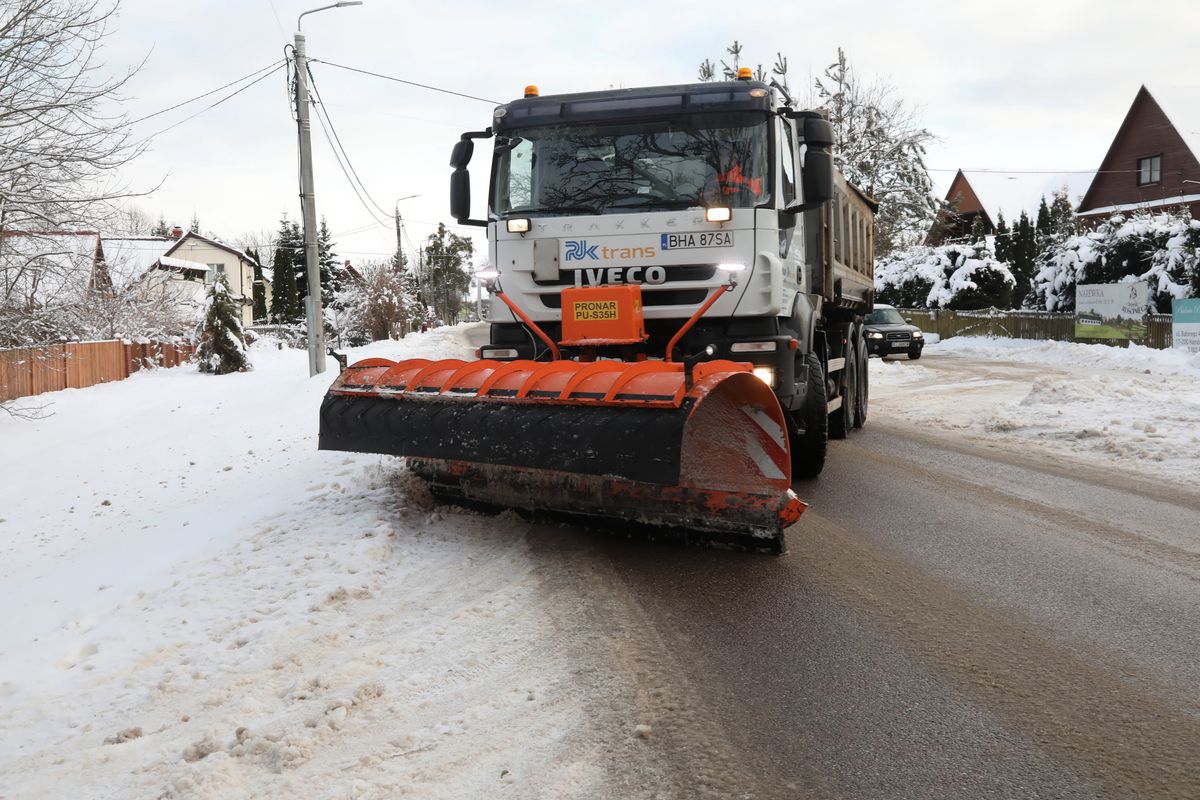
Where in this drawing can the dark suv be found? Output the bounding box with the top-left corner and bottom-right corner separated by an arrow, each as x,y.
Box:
864,304 -> 925,360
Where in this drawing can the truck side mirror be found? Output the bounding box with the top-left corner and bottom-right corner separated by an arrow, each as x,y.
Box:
449,139 -> 474,169
449,129 -> 493,228
450,169 -> 472,223
802,117 -> 834,148
801,148 -> 834,209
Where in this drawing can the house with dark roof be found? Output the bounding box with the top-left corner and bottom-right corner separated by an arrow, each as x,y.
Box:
926,169 -> 1093,245
160,231 -> 265,325
1076,85 -> 1200,223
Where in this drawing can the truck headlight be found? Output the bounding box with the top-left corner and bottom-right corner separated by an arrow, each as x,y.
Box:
752,366 -> 775,386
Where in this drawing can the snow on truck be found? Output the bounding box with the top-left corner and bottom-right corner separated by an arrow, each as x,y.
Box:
319,71 -> 876,552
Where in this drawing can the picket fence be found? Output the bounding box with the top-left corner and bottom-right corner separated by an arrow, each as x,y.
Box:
902,309 -> 1174,349
0,340 -> 194,403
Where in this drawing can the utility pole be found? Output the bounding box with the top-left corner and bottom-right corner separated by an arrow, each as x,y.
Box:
294,1 -> 362,376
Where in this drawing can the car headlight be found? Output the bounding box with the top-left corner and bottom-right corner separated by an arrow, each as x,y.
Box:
868,331 -> 884,339
912,330 -> 923,338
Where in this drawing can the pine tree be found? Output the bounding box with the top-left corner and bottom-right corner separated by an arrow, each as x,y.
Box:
1008,211 -> 1038,308
994,213 -> 1011,264
270,246 -> 300,323
969,214 -> 987,244
1035,196 -> 1051,234
317,216 -> 339,297
189,212 -> 202,234
246,247 -> 268,322
1048,188 -> 1075,235
196,274 -> 250,374
151,215 -> 170,237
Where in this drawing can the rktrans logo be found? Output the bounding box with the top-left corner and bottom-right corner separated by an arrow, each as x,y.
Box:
563,240 -> 600,261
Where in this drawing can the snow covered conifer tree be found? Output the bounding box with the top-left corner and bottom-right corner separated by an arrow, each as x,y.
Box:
196,274 -> 250,374
270,246 -> 300,324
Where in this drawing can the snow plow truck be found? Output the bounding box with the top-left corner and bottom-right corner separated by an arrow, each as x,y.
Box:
319,71 -> 876,553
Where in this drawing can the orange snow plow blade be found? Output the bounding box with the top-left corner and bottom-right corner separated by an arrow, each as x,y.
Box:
318,357 -> 805,551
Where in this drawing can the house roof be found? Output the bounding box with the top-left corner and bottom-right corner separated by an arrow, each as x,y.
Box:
943,169 -> 1095,226
1,231 -> 102,304
100,236 -> 174,289
163,231 -> 261,267
1148,84 -> 1200,162
1077,84 -> 1199,214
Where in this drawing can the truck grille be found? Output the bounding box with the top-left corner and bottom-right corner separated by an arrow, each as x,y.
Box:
886,331 -> 910,341
532,263 -> 718,287
541,289 -> 708,309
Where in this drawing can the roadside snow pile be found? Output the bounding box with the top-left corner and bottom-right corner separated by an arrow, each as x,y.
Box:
871,337 -> 1200,485
928,336 -> 1200,377
875,241 -> 1015,310
1028,210 -> 1200,313
0,324 -> 673,799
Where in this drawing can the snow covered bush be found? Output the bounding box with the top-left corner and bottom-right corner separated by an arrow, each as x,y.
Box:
330,259 -> 422,344
195,274 -> 249,374
874,241 -> 1015,309
1028,210 -> 1200,312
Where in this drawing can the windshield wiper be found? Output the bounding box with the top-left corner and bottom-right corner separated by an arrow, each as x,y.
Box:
603,194 -> 699,211
505,204 -> 599,216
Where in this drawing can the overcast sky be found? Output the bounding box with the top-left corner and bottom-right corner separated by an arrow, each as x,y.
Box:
105,0 -> 1198,263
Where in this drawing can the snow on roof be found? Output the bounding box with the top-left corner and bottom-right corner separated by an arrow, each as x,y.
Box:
1146,84 -> 1200,162
963,170 -> 1096,226
157,255 -> 209,272
1,231 -> 100,304
163,231 -> 260,267
1076,192 -> 1200,218
100,236 -> 173,289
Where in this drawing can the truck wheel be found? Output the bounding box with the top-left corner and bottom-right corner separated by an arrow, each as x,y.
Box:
829,345 -> 855,440
854,338 -> 868,428
791,352 -> 827,480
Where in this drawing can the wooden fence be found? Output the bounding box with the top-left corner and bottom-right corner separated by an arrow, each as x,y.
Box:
0,340 -> 194,403
903,309 -> 1174,349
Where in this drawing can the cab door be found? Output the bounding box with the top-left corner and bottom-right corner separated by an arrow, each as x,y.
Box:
777,117 -> 804,306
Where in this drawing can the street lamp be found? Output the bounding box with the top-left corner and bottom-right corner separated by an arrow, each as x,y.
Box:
293,0 -> 363,376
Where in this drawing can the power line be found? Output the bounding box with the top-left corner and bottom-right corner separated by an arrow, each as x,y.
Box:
307,58 -> 500,105
931,166 -> 1143,175
126,60 -> 285,127
306,76 -> 393,229
305,66 -> 393,221
135,64 -> 286,146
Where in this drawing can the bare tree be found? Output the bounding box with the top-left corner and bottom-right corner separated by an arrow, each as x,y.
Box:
0,0 -> 141,234
0,0 -> 143,413
331,259 -> 421,343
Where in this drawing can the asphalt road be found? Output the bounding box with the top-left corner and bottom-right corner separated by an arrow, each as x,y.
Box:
518,358 -> 1200,799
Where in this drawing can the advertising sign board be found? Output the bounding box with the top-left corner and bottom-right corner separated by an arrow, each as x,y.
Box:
1172,297 -> 1200,354
1074,282 -> 1149,341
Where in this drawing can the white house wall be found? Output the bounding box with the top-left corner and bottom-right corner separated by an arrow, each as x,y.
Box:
166,239 -> 255,325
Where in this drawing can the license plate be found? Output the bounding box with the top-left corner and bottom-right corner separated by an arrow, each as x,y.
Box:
891,341 -> 909,348
660,231 -> 734,250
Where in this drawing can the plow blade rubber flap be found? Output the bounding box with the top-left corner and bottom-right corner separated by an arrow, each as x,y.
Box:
319,358 -> 805,549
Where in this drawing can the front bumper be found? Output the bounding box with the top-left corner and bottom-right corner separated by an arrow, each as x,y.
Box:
867,337 -> 923,356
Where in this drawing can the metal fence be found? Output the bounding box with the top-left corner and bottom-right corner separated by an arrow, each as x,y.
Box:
902,309 -> 1174,349
0,340 -> 194,403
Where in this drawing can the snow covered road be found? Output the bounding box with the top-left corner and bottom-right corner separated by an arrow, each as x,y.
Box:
3,328 -> 1199,799
0,327 -> 726,799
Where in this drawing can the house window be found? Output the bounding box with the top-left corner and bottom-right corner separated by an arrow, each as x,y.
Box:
1137,155 -> 1161,186
205,264 -> 225,284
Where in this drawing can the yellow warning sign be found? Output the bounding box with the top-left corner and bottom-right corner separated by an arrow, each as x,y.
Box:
572,300 -> 619,321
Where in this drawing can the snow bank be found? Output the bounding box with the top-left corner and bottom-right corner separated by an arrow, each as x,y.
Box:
872,337 -> 1200,486
1,324 -> 672,799
927,336 -> 1200,377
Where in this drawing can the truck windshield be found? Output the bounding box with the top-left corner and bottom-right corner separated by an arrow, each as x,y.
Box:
492,111 -> 770,218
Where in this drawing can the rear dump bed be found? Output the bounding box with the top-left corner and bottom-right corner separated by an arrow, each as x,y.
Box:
809,173 -> 877,310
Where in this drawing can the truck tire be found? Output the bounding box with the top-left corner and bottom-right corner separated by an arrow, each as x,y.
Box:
829,343 -> 855,440
854,337 -> 868,428
791,352 -> 827,480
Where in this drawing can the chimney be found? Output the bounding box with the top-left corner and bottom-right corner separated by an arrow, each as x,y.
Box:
170,226 -> 183,240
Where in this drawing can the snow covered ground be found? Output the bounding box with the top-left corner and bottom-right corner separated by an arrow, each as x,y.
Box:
870,337 -> 1200,487
0,326 -> 678,799
5,325 -> 1197,798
